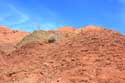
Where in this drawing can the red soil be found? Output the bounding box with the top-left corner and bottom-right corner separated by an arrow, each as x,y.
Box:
0,50 -> 6,66
44,28 -> 125,83
57,26 -> 76,32
0,26 -> 12,32
75,25 -> 107,33
0,26 -> 124,83
0,26 -> 29,53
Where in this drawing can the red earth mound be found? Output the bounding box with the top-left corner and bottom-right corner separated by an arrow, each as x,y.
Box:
1,26 -> 125,83
57,26 -> 76,32
43,28 -> 125,83
75,25 -> 107,33
0,26 -> 12,32
0,26 -> 29,53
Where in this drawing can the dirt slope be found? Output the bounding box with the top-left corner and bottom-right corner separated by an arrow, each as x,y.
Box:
0,50 -> 6,66
0,26 -> 29,53
45,27 -> 125,83
0,26 -> 124,83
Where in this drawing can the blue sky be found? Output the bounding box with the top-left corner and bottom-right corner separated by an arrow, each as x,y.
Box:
0,0 -> 125,33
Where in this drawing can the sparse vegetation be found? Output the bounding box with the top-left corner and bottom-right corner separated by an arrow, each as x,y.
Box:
16,30 -> 50,47
47,34 -> 57,43
16,30 -> 73,47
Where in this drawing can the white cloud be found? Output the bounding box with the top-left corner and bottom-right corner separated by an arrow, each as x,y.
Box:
7,4 -> 29,25
0,1 -> 63,31
0,3 -> 29,26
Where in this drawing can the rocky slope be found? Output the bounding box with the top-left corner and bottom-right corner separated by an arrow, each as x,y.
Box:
0,26 -> 124,83
0,26 -> 29,53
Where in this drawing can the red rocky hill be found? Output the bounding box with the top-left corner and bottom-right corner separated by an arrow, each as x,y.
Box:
0,26 -> 124,83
